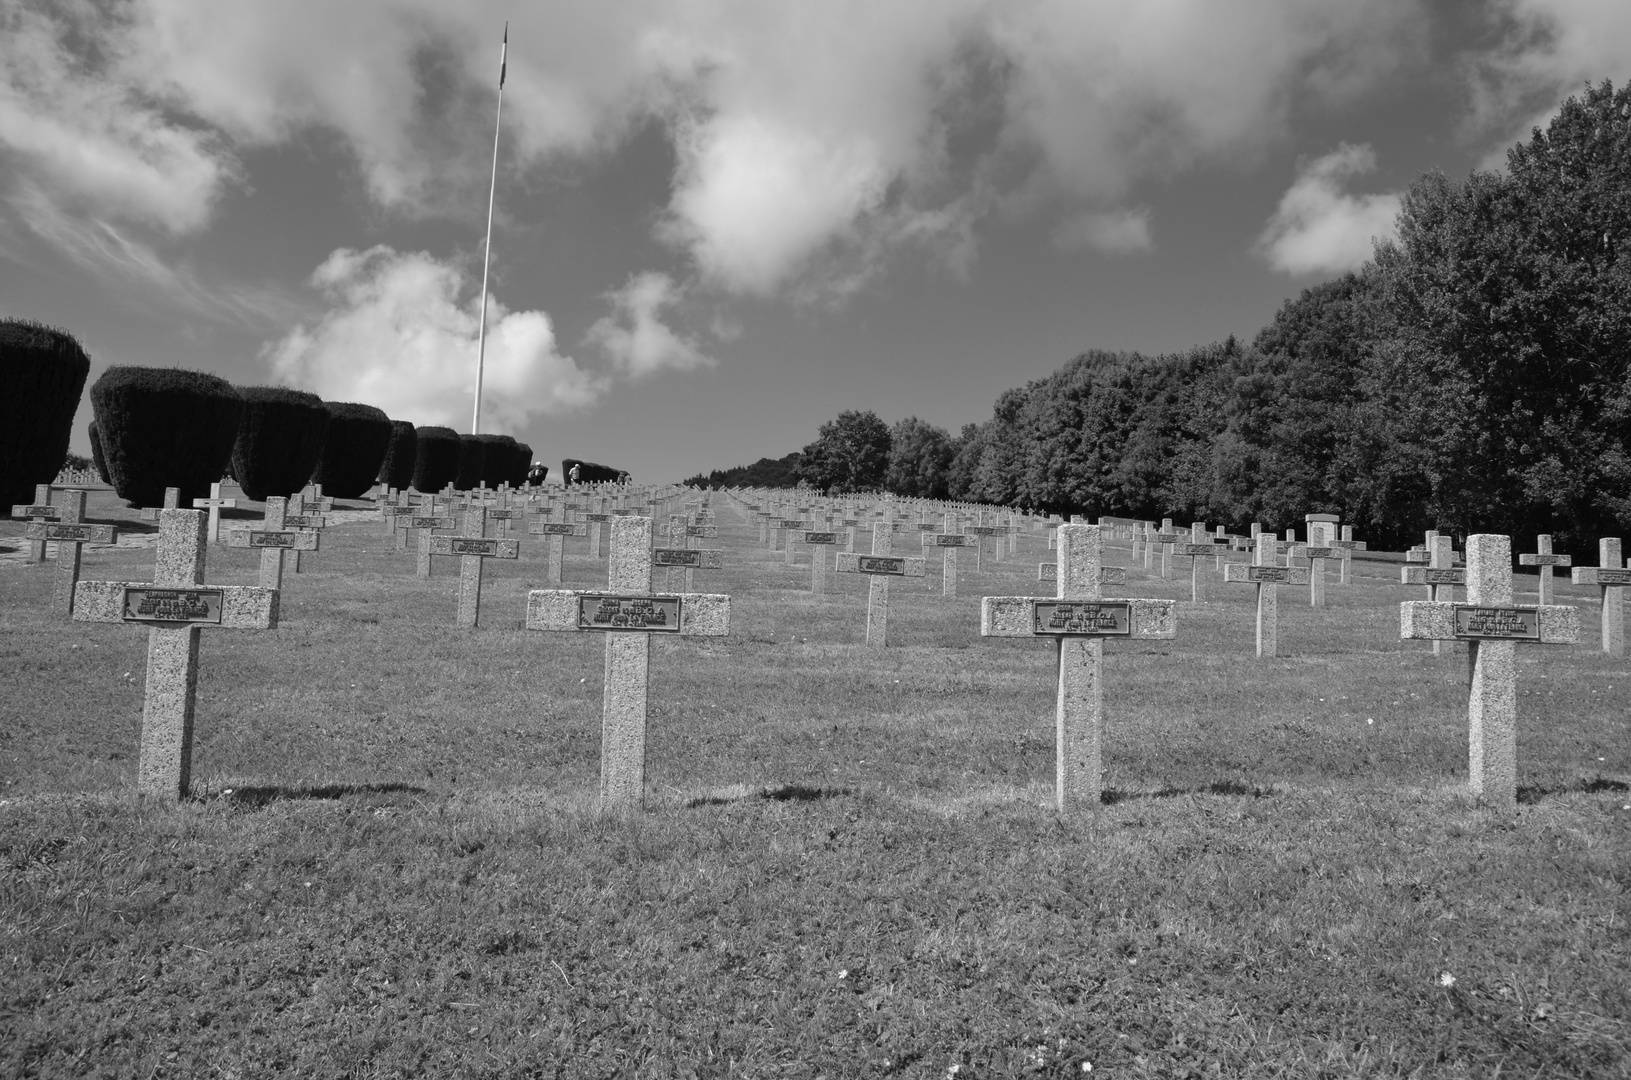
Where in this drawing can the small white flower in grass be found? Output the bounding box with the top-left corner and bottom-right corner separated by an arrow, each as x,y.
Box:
1439,971 -> 1456,987
838,969 -> 848,980
1367,718 -> 1374,725
1082,1063 -> 1093,1073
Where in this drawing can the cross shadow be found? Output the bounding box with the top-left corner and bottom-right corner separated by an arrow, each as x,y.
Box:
1516,775 -> 1629,804
216,781 -> 429,808
1101,780 -> 1275,805
685,783 -> 855,808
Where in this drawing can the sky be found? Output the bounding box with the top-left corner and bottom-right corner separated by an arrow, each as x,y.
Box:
3,1 -> 1629,484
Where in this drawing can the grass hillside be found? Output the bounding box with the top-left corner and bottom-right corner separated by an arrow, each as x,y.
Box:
2,489 -> 1627,1077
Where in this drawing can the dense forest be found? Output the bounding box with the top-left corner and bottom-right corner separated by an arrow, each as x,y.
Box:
687,82 -> 1631,554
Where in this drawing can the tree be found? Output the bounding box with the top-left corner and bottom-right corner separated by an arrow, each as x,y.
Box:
883,417 -> 954,498
795,410 -> 892,494
1370,80 -> 1631,549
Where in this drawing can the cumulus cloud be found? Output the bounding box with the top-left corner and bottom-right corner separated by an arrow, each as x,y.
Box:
585,272 -> 717,377
264,246 -> 606,431
1467,0 -> 1631,147
1256,144 -> 1402,275
1052,209 -> 1154,255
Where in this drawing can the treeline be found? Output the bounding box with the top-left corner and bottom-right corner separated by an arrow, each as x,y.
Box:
689,81 -> 1631,554
682,452 -> 803,490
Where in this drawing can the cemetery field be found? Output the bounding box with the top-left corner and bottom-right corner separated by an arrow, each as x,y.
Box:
3,492 -> 1629,1078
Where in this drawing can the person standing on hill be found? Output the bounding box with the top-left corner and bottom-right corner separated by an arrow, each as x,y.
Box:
569,463 -> 581,486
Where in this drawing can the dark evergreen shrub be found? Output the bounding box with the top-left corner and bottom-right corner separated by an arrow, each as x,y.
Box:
512,442 -> 534,487
311,401 -> 391,498
88,420 -> 111,483
1,319 -> 92,507
411,426 -> 460,492
89,366 -> 242,508
475,433 -> 520,488
562,458 -> 624,484
455,434 -> 486,490
228,387 -> 329,501
377,420 -> 417,490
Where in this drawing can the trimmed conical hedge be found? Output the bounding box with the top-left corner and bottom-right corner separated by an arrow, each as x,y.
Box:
229,386 -> 330,501
312,401 -> 392,498
90,366 -> 242,508
475,433 -> 519,488
1,319 -> 92,507
87,420 -> 111,483
512,442 -> 534,487
411,426 -> 460,492
377,420 -> 417,491
455,434 -> 486,490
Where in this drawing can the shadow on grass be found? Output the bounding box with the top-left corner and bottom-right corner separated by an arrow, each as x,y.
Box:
218,782 -> 429,809
1102,779 -> 1276,805
685,783 -> 855,808
1516,775 -> 1630,804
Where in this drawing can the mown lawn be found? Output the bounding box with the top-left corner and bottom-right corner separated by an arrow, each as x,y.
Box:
3,488 -> 1628,1078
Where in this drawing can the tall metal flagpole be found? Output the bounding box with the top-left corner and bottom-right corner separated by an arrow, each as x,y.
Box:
472,22 -> 507,435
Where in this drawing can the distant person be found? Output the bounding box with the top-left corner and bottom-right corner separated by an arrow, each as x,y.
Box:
569,463 -> 581,486
526,461 -> 548,486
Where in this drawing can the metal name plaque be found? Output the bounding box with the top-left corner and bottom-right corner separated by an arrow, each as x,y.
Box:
842,520 -> 860,527
247,530 -> 296,548
577,594 -> 682,632
15,504 -> 59,518
1303,547 -> 1335,559
803,531 -> 839,545
284,514 -> 324,528
1151,532 -> 1180,543
122,587 -> 224,625
450,538 -> 499,556
1593,568 -> 1631,586
533,522 -> 578,535
1032,601 -> 1132,636
1453,606 -> 1541,640
856,555 -> 907,575
412,516 -> 454,529
1245,566 -> 1293,583
43,524 -> 94,541
487,509 -> 521,520
1423,569 -> 1464,584
653,548 -> 703,567
933,535 -> 969,547
780,519 -> 806,529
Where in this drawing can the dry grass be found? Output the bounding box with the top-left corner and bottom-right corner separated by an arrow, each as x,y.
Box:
2,488 -> 1628,1078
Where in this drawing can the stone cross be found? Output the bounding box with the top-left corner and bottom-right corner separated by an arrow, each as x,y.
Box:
525,516 -> 730,813
1223,533 -> 1308,657
1174,521 -> 1219,602
801,528 -> 843,594
139,487 -> 181,522
23,488 -> 118,615
381,494 -> 414,545
1518,534 -> 1570,605
1330,526 -> 1366,585
980,523 -> 1177,812
1038,561 -> 1124,589
430,506 -> 519,627
1570,538 -> 1630,655
191,482 -> 237,544
1299,539 -> 1337,607
583,511 -> 612,558
779,517 -> 806,565
664,519 -> 720,590
1403,533 -> 1460,656
530,515 -> 588,584
410,507 -> 458,577
12,483 -> 58,562
834,521 -> 926,647
282,507 -> 327,574
1401,533 -> 1580,810
924,525 -> 968,596
73,509 -> 278,800
225,497 -> 320,591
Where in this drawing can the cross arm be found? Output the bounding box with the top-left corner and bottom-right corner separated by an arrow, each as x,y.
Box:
1399,601 -> 1578,643
429,536 -> 521,558
1222,564 -> 1310,585
25,522 -> 117,543
835,553 -> 926,577
1572,567 -> 1631,586
653,547 -> 724,569
1519,553 -> 1571,566
73,581 -> 279,629
227,528 -> 320,551
1401,566 -> 1464,585
525,589 -> 730,635
981,596 -> 1176,639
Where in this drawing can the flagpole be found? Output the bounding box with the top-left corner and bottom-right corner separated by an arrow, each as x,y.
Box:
472,22 -> 507,435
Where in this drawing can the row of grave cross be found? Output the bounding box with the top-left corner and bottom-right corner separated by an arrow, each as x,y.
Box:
15,483 -> 1628,817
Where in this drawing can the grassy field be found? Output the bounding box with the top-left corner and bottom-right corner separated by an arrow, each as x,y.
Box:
2,488 -> 1628,1078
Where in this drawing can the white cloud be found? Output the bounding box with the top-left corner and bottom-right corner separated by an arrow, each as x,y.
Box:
264,246 -> 606,431
585,272 -> 717,377
1256,144 -> 1402,275
1052,209 -> 1154,255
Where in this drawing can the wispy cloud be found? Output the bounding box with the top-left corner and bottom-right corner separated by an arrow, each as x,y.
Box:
1052,208 -> 1154,255
585,271 -> 717,377
1256,144 -> 1401,276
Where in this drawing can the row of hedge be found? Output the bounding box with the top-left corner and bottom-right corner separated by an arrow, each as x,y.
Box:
4,320 -> 548,508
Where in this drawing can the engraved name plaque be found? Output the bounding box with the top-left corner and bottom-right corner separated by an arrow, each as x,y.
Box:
932,534 -> 969,547
803,531 -> 839,545
1303,547 -> 1335,559
450,538 -> 499,556
576,594 -> 682,631
584,513 -> 611,522
780,519 -> 806,529
653,548 -> 703,567
1588,569 -> 1631,586
14,504 -> 60,518
42,523 -> 109,542
1032,601 -> 1133,636
122,588 -> 223,625
856,555 -> 907,575
284,514 -> 325,529
533,522 -> 579,535
1244,566 -> 1292,583
1453,605 -> 1541,640
412,516 -> 455,530
247,531 -> 296,548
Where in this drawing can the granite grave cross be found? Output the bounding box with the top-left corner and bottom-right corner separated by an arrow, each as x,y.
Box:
192,482 -> 237,544
834,519 -> 927,647
73,509 -> 279,800
1223,533 -> 1309,658
980,523 -> 1177,812
430,506 -> 519,627
226,496 -> 318,591
1518,534 -> 1571,605
1570,537 -> 1630,655
802,527 -> 843,594
525,516 -> 731,813
22,488 -> 118,615
529,513 -> 588,584
1401,533 -> 1579,810
11,483 -> 59,563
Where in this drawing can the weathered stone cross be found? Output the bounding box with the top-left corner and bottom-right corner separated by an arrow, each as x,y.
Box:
1570,537 -> 1630,655
1174,520 -> 1221,602
191,482 -> 237,544
834,520 -> 926,646
529,513 -> 589,584
525,516 -> 731,813
22,488 -> 118,614
1401,533 -> 1579,810
12,483 -> 59,563
226,496 -> 318,590
980,523 -> 1177,812
801,528 -> 843,594
430,506 -> 519,627
1518,534 -> 1570,605
1223,533 -> 1308,657
73,509 -> 278,800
